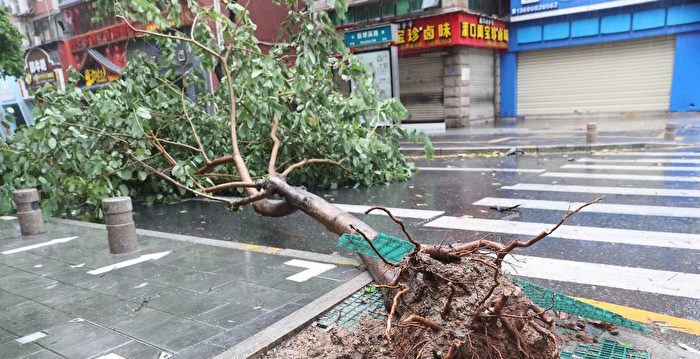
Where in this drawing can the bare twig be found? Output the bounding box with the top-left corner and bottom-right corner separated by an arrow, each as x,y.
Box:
180,89 -> 209,163
441,282 -> 456,318
349,224 -> 398,267
386,286 -> 410,342
402,314 -> 442,331
365,206 -> 421,251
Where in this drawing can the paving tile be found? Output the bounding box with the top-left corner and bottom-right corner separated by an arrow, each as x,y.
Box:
0,263 -> 23,276
208,280 -> 302,309
170,341 -> 226,359
158,250 -> 243,273
271,276 -> 340,296
0,289 -> 30,310
57,294 -> 158,327
160,244 -> 250,264
133,236 -> 191,252
142,287 -> 230,319
2,254 -> 78,277
21,349 -> 65,359
108,340 -> 165,359
48,270 -> 167,301
206,303 -> 302,348
0,301 -> 72,335
36,321 -> 131,358
214,263 -> 299,286
318,265 -> 366,281
0,327 -> 17,345
0,271 -> 58,294
0,341 -> 44,359
192,302 -> 267,330
112,309 -> 221,353
116,262 -> 236,294
17,282 -> 99,309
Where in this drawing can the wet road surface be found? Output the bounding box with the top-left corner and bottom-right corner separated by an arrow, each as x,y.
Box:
134,146 -> 700,348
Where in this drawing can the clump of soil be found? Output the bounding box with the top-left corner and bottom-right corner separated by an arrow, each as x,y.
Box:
265,252 -> 560,359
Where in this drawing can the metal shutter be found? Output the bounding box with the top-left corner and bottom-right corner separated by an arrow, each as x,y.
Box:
468,48 -> 496,121
517,36 -> 675,116
399,55 -> 444,123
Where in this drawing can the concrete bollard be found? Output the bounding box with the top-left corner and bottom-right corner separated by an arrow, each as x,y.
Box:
102,196 -> 138,254
664,123 -> 677,141
12,189 -> 47,236
586,123 -> 598,144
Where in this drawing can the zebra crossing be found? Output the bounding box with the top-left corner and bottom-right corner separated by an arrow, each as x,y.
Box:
414,149 -> 700,304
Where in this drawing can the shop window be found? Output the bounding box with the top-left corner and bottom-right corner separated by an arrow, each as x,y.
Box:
345,7 -> 355,23
396,0 -> 410,15
33,17 -> 55,43
354,5 -> 368,22
382,0 -> 395,18
409,0 -> 422,12
368,2 -> 381,20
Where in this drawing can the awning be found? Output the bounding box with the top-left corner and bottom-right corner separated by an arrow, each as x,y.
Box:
87,48 -> 123,75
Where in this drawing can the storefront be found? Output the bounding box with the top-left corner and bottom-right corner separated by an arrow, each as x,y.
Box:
501,0 -> 700,118
0,77 -> 34,138
343,11 -> 509,128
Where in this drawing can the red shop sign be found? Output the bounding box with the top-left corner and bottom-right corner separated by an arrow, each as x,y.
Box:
394,12 -> 508,51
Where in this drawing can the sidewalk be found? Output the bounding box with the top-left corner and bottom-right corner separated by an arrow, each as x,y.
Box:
0,217 -> 367,359
401,113 -> 700,155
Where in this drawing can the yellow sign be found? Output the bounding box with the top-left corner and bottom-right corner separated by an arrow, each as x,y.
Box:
84,66 -> 107,87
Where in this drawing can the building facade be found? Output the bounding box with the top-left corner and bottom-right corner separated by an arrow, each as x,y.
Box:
317,0 -> 510,128
500,0 -> 700,118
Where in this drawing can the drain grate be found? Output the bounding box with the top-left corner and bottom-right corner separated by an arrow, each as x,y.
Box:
317,285 -> 385,329
513,278 -> 650,333
338,232 -> 415,264
560,339 -> 652,359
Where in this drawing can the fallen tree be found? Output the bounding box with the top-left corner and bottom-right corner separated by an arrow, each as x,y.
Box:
0,1 -> 603,357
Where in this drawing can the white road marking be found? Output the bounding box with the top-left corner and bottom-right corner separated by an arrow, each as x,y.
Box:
333,204 -> 443,220
577,157 -> 700,164
16,331 -> 47,344
1,237 -> 79,255
0,215 -> 17,220
87,251 -> 171,275
505,254 -> 700,299
419,167 -> 545,173
541,172 -> 700,183
284,259 -> 336,282
473,197 -> 700,218
424,216 -> 700,251
501,183 -> 700,197
594,152 -> 700,157
95,354 -> 126,359
562,164 -> 700,172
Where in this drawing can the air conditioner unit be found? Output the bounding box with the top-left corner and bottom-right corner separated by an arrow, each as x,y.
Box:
33,36 -> 42,46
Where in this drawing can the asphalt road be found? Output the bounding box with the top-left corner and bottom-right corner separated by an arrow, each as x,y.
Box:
134,146 -> 700,349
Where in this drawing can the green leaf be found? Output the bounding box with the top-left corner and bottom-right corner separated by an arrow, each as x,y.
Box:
136,107 -> 151,119
48,138 -> 57,149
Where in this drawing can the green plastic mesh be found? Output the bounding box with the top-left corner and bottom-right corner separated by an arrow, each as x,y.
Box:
338,233 -> 415,264
513,278 -> 650,333
317,286 -> 385,329
560,339 -> 652,359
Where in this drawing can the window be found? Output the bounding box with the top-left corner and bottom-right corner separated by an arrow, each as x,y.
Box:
33,18 -> 54,43
396,0 -> 410,15
382,0 -> 395,18
368,2 -> 381,20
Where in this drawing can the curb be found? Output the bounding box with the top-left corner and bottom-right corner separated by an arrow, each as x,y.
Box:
214,271 -> 373,359
47,217 -> 363,267
400,141 -> 684,156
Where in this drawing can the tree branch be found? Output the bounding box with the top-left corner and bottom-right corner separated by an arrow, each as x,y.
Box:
268,115 -> 281,176
203,181 -> 262,193
180,89 -> 209,163
281,158 -> 350,178
129,154 -> 234,206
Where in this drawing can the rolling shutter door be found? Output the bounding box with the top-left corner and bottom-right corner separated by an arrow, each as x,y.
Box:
517,36 -> 675,115
468,48 -> 495,121
399,55 -> 444,123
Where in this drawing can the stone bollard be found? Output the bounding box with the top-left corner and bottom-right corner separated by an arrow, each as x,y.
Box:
664,123 -> 677,141
12,189 -> 47,236
102,196 -> 138,254
586,123 -> 598,144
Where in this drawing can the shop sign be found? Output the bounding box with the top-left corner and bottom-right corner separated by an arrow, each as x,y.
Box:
69,23 -> 132,51
345,24 -> 398,47
23,48 -> 59,90
394,12 -> 509,51
83,65 -> 118,86
512,0 -> 559,16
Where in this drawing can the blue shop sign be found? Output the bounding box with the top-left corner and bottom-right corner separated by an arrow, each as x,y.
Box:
345,25 -> 397,47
